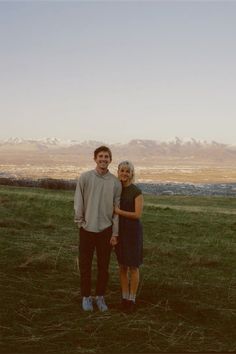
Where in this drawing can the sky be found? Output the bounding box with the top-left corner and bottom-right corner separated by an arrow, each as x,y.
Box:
0,0 -> 236,145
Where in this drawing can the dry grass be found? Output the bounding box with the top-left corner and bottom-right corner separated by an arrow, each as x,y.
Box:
0,185 -> 236,353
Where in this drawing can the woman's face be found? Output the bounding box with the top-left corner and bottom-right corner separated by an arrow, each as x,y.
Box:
118,166 -> 132,184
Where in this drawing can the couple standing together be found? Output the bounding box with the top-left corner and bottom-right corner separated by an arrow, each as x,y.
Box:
74,145 -> 143,313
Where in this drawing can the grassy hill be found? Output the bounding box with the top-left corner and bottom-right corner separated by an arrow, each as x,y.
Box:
0,185 -> 236,353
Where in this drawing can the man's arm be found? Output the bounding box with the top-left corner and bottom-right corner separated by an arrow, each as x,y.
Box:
74,175 -> 85,227
111,180 -> 122,237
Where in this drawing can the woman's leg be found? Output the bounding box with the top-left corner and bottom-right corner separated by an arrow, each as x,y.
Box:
129,266 -> 139,302
119,265 -> 129,299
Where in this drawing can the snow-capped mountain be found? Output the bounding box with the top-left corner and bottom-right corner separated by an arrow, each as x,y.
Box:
0,137 -> 235,163
1,137 -> 80,147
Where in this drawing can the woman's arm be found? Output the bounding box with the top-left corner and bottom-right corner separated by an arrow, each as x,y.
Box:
115,194 -> 143,219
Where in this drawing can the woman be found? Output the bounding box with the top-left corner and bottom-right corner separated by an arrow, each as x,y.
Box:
115,160 -> 144,312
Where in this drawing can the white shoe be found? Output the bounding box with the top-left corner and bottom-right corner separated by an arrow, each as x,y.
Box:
82,296 -> 93,311
95,296 -> 108,312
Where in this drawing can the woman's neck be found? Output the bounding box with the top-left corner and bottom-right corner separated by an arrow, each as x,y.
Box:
122,181 -> 132,187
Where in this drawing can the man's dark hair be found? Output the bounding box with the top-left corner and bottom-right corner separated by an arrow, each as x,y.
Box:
94,146 -> 112,160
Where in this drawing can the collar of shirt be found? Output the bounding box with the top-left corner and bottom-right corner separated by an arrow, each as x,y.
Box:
94,169 -> 111,179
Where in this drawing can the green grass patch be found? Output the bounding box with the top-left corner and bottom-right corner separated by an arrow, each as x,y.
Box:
0,185 -> 236,353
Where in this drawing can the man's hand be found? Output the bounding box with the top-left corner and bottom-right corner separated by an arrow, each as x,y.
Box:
110,236 -> 118,246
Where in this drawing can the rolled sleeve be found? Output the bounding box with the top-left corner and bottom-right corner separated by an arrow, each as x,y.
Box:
74,177 -> 85,227
112,181 -> 122,236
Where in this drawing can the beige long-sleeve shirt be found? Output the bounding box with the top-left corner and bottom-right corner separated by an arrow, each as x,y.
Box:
74,169 -> 122,236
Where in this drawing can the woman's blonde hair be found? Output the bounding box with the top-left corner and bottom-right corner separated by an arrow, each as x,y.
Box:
118,160 -> 135,182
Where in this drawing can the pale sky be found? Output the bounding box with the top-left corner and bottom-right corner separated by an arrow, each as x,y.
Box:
0,1 -> 236,144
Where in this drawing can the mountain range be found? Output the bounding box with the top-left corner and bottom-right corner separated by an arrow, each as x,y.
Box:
0,137 -> 235,166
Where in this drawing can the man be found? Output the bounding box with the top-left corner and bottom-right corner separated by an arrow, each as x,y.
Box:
74,145 -> 122,312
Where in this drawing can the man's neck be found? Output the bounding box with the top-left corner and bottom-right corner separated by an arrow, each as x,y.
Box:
96,167 -> 109,175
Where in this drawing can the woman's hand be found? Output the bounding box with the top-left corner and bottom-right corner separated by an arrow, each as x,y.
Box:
114,206 -> 121,215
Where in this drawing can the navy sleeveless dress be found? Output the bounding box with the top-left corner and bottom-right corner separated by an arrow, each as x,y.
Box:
115,184 -> 143,267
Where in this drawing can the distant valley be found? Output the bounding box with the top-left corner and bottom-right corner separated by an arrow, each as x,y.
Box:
0,137 -> 236,183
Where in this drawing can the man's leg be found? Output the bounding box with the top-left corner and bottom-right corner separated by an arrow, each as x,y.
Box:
95,226 -> 112,296
79,228 -> 95,297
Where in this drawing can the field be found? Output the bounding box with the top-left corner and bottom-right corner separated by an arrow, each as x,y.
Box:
0,185 -> 236,353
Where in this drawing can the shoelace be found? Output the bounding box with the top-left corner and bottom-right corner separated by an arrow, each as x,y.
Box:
97,297 -> 104,304
84,297 -> 92,305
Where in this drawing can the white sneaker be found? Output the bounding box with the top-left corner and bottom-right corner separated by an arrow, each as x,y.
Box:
82,296 -> 93,311
95,296 -> 108,312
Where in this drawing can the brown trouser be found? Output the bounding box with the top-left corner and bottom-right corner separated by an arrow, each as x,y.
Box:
79,226 -> 112,297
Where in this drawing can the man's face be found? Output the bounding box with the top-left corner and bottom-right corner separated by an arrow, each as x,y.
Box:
94,151 -> 111,170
